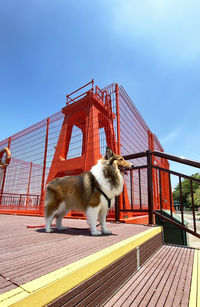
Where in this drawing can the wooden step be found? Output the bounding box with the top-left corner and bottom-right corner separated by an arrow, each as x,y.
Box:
46,230 -> 162,307
105,245 -> 198,307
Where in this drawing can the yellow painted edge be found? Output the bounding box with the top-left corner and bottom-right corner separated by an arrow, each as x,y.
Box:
0,288 -> 24,302
0,291 -> 29,307
189,249 -> 199,307
0,288 -> 28,307
0,226 -> 161,307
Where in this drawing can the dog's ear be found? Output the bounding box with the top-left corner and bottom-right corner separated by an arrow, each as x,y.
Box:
105,147 -> 114,160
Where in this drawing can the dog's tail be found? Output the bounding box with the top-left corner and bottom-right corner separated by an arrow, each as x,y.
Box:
45,181 -> 64,206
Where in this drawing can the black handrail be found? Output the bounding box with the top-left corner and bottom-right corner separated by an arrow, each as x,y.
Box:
123,151 -> 147,160
121,150 -> 200,239
153,150 -> 200,168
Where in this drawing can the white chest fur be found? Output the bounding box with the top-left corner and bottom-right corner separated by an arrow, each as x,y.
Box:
91,160 -> 124,200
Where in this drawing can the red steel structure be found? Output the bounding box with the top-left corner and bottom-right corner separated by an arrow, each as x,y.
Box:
0,80 -> 173,221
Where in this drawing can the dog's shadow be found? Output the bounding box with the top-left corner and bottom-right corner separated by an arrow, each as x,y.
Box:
36,227 -> 117,237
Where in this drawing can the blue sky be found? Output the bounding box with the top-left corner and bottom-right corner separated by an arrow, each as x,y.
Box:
1,0 -> 200,186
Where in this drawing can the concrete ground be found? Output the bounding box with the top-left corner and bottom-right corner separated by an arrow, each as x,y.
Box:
177,212 -> 200,249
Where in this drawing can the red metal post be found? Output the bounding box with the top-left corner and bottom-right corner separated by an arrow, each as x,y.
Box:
91,78 -> 94,92
148,130 -> 158,210
115,83 -> 123,220
115,83 -> 121,155
0,137 -> 11,204
147,150 -> 154,225
26,162 -> 32,208
39,118 -> 49,214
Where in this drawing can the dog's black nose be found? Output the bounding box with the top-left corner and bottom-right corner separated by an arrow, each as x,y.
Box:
131,164 -> 134,169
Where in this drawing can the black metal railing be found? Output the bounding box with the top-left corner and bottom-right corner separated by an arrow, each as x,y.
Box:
122,150 -> 200,239
0,193 -> 40,210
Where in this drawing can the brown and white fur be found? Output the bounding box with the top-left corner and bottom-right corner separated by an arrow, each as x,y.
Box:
45,147 -> 133,235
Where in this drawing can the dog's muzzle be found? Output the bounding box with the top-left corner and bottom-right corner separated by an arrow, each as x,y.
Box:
119,164 -> 134,175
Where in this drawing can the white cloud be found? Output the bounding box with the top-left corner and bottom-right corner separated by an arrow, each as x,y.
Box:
160,128 -> 181,145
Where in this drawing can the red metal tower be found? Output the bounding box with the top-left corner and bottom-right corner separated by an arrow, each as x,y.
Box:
47,83 -> 117,183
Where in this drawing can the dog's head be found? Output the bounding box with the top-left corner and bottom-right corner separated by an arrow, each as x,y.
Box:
104,147 -> 133,175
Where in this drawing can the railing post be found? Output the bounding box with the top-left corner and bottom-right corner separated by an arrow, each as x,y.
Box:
115,196 -> 120,222
26,162 -> 32,208
40,117 -> 49,214
115,83 -> 123,220
18,194 -> 22,210
91,78 -> 94,93
147,150 -> 154,224
115,83 -> 121,155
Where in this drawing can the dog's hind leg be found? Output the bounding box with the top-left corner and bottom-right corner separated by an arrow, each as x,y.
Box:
45,186 -> 60,232
56,214 -> 67,231
99,208 -> 112,235
55,202 -> 69,231
86,206 -> 101,236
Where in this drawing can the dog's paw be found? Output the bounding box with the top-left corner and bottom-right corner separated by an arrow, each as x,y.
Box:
91,230 -> 102,236
57,226 -> 68,231
102,229 -> 112,235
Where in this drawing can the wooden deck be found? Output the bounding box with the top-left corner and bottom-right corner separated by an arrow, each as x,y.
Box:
0,214 -> 198,307
0,214 -> 158,306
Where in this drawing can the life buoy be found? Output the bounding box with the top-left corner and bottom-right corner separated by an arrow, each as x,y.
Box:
0,147 -> 11,167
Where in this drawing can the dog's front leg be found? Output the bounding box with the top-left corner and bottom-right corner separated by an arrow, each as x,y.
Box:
99,208 -> 112,235
86,206 -> 101,236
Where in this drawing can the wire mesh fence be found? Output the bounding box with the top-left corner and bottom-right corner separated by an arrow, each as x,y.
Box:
0,81 -> 165,219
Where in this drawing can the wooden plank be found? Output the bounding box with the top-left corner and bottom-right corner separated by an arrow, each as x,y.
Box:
77,262 -> 137,307
139,232 -> 162,265
104,245 -> 169,306
181,249 -> 195,306
172,248 -> 194,306
51,249 -> 137,307
154,246 -> 190,306
125,246 -> 180,306
105,245 -> 195,307
189,249 -> 199,307
140,246 -> 184,306
0,276 -> 16,295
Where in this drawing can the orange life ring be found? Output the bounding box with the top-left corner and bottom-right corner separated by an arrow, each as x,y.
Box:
0,147 -> 11,167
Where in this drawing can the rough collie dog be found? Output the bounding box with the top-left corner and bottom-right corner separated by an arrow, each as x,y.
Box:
45,147 -> 133,235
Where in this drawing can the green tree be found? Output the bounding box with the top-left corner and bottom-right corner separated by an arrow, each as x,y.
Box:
173,173 -> 200,209
187,185 -> 200,209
